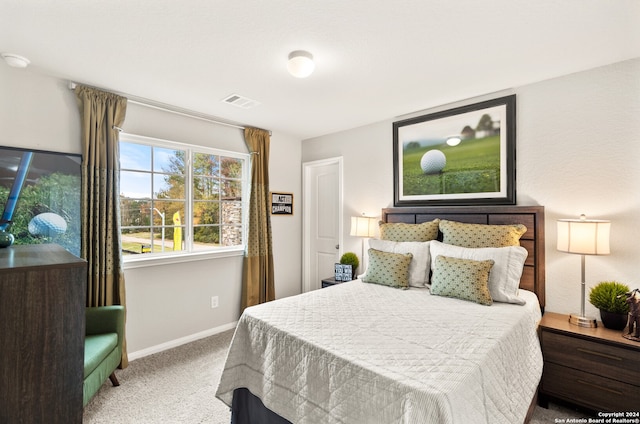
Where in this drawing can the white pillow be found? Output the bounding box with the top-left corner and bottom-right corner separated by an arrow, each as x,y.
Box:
368,239 -> 430,287
429,240 -> 527,304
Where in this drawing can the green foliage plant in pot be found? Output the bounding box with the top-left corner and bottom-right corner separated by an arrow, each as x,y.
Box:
589,281 -> 630,330
340,252 -> 360,280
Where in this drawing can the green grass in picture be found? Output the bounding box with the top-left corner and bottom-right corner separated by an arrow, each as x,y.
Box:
402,136 -> 501,196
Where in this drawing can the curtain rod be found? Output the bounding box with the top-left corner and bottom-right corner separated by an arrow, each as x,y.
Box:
68,81 -> 271,134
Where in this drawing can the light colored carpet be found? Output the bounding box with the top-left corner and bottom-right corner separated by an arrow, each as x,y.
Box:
83,330 -> 233,424
83,329 -> 590,424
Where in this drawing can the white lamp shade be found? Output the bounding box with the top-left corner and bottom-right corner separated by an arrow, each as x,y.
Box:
350,216 -> 377,238
287,50 -> 314,78
557,217 -> 610,255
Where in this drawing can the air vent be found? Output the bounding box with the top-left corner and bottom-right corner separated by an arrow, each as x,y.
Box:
222,94 -> 260,109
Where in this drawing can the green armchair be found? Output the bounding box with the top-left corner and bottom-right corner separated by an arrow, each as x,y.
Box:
83,305 -> 125,407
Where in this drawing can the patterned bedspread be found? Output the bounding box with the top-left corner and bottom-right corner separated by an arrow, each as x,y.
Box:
216,280 -> 543,424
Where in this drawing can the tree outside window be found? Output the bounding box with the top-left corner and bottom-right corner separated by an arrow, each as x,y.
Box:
119,135 -> 247,258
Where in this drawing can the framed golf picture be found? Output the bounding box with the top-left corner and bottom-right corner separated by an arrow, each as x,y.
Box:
0,146 -> 81,256
393,95 -> 516,206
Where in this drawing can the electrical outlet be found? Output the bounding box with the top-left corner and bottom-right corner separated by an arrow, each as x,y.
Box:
210,296 -> 219,309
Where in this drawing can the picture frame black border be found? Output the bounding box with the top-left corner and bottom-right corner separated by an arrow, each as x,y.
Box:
392,94 -> 516,207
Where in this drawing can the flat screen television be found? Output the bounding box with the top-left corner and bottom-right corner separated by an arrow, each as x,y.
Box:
0,146 -> 82,257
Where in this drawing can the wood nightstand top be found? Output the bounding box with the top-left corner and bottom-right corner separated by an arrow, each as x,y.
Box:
540,312 -> 640,351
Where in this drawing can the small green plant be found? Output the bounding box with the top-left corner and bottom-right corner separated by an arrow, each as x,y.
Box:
340,252 -> 360,271
589,281 -> 630,314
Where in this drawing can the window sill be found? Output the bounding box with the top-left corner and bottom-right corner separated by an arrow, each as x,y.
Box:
122,247 -> 244,270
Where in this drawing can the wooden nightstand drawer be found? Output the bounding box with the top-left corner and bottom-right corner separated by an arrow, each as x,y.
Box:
541,331 -> 639,385
542,362 -> 640,412
538,312 -> 640,413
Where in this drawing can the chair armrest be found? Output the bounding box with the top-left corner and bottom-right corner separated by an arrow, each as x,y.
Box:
85,306 -> 125,349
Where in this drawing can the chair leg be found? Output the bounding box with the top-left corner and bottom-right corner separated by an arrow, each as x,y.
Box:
109,372 -> 120,387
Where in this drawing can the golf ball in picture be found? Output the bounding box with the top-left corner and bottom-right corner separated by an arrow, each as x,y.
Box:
28,212 -> 68,237
420,150 -> 446,174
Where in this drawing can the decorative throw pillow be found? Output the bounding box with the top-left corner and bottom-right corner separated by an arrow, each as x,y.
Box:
430,255 -> 494,305
439,220 -> 527,248
378,219 -> 440,242
368,239 -> 430,287
429,240 -> 528,304
362,248 -> 413,289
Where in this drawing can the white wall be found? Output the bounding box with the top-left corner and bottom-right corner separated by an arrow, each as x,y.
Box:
3,57 -> 639,347
302,58 -> 640,318
1,64 -> 303,355
1,66 -> 79,152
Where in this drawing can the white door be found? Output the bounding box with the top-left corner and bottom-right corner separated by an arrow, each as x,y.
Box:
302,157 -> 343,292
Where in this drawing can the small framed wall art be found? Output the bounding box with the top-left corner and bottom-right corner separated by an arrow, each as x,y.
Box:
270,192 -> 293,215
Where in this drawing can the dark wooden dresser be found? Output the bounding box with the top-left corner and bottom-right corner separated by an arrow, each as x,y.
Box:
0,244 -> 86,424
539,312 -> 640,413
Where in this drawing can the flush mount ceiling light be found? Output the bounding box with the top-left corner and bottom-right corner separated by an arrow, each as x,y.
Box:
287,50 -> 314,78
1,53 -> 30,68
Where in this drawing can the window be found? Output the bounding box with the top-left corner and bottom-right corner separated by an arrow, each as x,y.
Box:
119,134 -> 248,261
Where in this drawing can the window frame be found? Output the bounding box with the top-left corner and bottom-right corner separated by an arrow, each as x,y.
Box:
119,133 -> 249,268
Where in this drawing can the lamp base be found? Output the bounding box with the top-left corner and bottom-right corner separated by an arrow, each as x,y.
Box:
569,313 -> 597,328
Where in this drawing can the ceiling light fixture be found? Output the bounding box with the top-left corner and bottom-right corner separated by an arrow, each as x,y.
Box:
1,53 -> 30,68
287,50 -> 314,78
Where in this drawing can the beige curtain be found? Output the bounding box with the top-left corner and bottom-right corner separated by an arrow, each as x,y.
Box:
241,128 -> 275,310
75,85 -> 129,367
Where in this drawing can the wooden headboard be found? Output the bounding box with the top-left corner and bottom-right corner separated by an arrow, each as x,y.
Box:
381,205 -> 545,309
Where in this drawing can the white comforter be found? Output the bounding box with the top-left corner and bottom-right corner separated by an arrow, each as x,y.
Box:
216,280 -> 543,424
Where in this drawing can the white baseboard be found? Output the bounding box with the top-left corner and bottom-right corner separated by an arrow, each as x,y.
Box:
128,321 -> 237,362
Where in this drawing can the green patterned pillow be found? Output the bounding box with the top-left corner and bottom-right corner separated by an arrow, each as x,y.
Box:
430,255 -> 494,305
362,248 -> 413,289
379,219 -> 440,242
439,220 -> 526,248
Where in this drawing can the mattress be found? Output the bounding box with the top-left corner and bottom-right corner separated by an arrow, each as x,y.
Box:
216,279 -> 543,424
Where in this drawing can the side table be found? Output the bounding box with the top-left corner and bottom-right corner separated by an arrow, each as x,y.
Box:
538,312 -> 640,413
321,277 -> 347,288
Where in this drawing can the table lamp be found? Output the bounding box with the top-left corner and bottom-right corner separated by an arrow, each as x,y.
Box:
350,215 -> 377,270
557,214 -> 610,328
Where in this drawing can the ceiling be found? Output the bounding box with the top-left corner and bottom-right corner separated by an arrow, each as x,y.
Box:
2,1 -> 639,140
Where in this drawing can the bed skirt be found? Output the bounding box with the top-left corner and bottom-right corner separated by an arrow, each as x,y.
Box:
231,388 -> 292,424
230,387 -> 538,424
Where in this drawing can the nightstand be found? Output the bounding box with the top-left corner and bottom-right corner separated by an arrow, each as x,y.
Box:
538,312 -> 640,413
321,277 -> 345,288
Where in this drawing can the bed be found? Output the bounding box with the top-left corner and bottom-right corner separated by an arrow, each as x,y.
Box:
216,205 -> 546,424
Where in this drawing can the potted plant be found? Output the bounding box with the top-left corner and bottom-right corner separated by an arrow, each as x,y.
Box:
589,281 -> 630,330
340,252 -> 360,280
